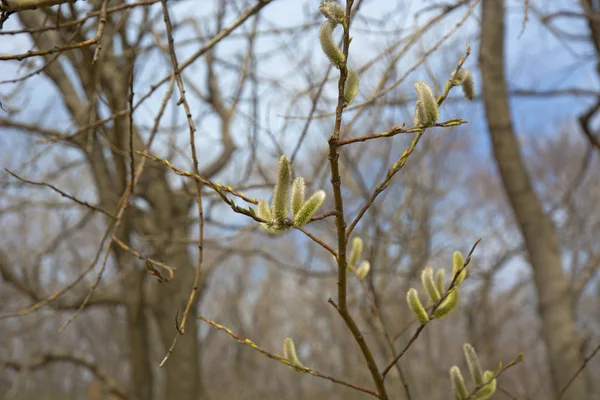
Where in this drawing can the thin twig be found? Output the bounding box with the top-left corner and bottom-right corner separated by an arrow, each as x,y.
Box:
465,353 -> 524,400
294,226 -> 337,256
4,169 -> 117,219
381,239 -> 481,378
198,316 -> 379,397
91,0 -> 108,63
338,119 -> 467,146
158,0 -> 203,364
0,0 -> 158,35
346,46 -> 471,239
557,342 -> 600,399
325,2 -> 388,398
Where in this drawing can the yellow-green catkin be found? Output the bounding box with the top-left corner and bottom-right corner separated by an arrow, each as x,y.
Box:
283,337 -> 303,368
407,288 -> 429,324
421,266 -> 441,303
291,177 -> 305,216
473,370 -> 497,400
343,69 -> 359,106
450,366 -> 469,400
319,1 -> 346,24
293,190 -> 326,227
272,155 -> 291,224
452,250 -> 467,285
348,236 -> 363,270
432,287 -> 460,319
464,343 -> 484,385
435,268 -> 446,295
452,68 -> 475,100
356,260 -> 370,280
319,20 -> 345,68
413,81 -> 439,126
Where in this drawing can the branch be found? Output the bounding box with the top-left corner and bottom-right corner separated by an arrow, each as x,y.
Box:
381,238 -> 481,378
346,45 -> 471,239
1,0 -> 76,12
557,342 -> 600,400
2,351 -> 127,399
4,169 -> 117,219
338,119 -> 467,147
198,316 -> 378,397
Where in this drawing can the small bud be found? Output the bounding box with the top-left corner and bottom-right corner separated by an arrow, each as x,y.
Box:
343,69 -> 359,106
435,268 -> 446,295
432,287 -> 460,319
450,366 -> 469,400
356,260 -> 370,280
463,343 -> 484,385
319,1 -> 346,24
413,81 -> 439,127
348,237 -> 363,270
293,190 -> 326,226
283,337 -> 303,368
421,266 -> 441,303
452,68 -> 475,100
452,250 -> 467,286
291,177 -> 305,216
272,155 -> 291,224
406,288 -> 429,324
319,21 -> 345,68
473,370 -> 497,400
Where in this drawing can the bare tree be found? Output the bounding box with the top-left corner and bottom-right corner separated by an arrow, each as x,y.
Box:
1,0 -> 599,399
479,0 -> 590,398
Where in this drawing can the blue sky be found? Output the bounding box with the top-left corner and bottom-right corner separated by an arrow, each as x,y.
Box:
0,0 -> 598,293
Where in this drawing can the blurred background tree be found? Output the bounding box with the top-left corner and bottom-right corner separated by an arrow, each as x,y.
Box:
0,0 -> 598,399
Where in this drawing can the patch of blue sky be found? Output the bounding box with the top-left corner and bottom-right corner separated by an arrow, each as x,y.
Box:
1,1 -> 596,289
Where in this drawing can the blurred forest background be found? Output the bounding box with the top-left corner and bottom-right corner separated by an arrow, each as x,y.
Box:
0,0 -> 599,399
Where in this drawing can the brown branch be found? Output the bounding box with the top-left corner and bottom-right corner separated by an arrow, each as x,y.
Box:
3,351 -> 127,399
324,2 -> 388,399
346,46 -> 471,239
578,97 -> 600,151
381,239 -> 481,378
0,225 -> 113,320
294,226 -> 337,256
158,0 -> 203,365
557,342 -> 600,400
338,119 -> 467,146
91,0 -> 108,63
464,353 -> 524,400
4,169 -> 117,219
111,237 -> 174,282
127,0 -> 275,129
0,0 -> 158,35
1,0 -> 75,12
0,35 -> 99,61
198,316 -> 379,398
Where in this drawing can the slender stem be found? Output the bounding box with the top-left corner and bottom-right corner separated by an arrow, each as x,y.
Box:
326,2 -> 388,399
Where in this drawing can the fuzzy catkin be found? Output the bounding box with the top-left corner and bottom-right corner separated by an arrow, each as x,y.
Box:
290,177 -> 305,216
272,155 -> 291,224
293,190 -> 326,226
413,81 -> 439,126
319,20 -> 345,68
343,69 -> 359,105
407,288 -> 429,324
319,1 -> 346,24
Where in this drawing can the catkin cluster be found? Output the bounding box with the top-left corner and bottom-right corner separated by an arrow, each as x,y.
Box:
257,155 -> 326,234
318,1 -> 359,106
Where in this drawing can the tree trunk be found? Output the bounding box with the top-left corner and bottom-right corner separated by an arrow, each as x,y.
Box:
122,266 -> 154,400
154,221 -> 202,400
478,1 -> 589,398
